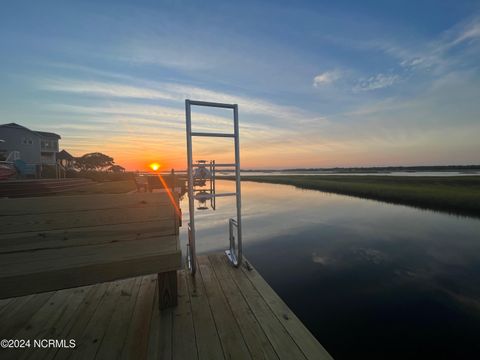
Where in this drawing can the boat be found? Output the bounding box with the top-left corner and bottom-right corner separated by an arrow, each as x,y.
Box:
0,163 -> 16,180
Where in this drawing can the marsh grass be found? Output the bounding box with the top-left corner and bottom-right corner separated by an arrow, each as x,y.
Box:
235,175 -> 480,218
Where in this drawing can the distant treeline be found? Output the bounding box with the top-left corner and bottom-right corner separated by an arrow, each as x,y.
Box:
242,165 -> 480,173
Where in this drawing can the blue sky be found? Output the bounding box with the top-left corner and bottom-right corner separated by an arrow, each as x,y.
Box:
1,0 -> 479,169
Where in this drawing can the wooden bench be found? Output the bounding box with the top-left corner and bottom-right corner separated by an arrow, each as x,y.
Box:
134,174 -> 177,193
0,193 -> 182,309
134,175 -> 149,192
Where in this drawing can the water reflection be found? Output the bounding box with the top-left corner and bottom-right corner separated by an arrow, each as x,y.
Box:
180,180 -> 480,359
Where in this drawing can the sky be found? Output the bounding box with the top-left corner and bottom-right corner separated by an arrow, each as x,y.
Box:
0,0 -> 479,170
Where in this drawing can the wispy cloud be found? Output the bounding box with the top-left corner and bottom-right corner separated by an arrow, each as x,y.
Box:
313,70 -> 341,87
37,75 -> 326,126
448,16 -> 480,46
382,16 -> 480,73
353,73 -> 399,92
315,17 -> 480,94
40,78 -> 176,101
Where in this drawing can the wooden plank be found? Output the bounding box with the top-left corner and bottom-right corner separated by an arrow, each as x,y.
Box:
52,282 -> 112,360
0,250 -> 181,299
121,275 -> 157,359
0,219 -> 178,254
0,295 -> 32,322
158,271 -> 178,309
0,193 -> 175,216
0,205 -> 175,234
240,261 -> 333,360
22,287 -> 94,360
0,298 -> 13,310
0,292 -> 54,340
185,263 -> 224,360
4,286 -> 91,360
0,235 -> 179,274
147,285 -> 173,360
94,278 -> 142,360
197,256 -> 252,360
68,278 -> 136,360
209,255 -> 279,360
220,255 -> 307,360
172,270 -> 198,360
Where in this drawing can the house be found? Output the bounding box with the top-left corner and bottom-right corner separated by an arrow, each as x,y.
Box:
0,123 -> 61,166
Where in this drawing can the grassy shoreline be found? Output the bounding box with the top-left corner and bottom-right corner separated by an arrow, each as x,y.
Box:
232,175 -> 480,218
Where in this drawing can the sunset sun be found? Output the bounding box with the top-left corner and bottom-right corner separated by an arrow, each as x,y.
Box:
149,162 -> 161,171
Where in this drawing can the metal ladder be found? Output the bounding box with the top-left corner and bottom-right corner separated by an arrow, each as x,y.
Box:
185,99 -> 243,275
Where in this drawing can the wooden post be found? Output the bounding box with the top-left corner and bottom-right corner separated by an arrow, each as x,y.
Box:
158,271 -> 178,309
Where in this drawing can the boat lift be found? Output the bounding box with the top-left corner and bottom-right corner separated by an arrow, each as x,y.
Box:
185,99 -> 242,275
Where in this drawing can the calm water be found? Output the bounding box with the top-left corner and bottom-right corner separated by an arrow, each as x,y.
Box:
166,170 -> 479,177
226,171 -> 480,176
179,180 -> 480,359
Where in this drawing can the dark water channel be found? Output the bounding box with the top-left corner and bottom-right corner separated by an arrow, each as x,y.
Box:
180,180 -> 480,359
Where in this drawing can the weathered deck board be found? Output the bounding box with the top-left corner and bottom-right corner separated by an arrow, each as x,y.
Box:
0,193 -> 172,216
185,261 -> 225,360
69,279 -> 135,360
52,283 -> 111,360
94,277 -> 142,360
0,206 -> 175,234
0,254 -> 332,360
0,292 -> 54,341
121,275 -> 157,359
197,256 -> 252,360
209,255 -> 280,360
0,236 -> 179,273
0,219 -> 178,254
172,270 -> 198,359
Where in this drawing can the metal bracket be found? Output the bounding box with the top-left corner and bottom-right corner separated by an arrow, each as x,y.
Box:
225,218 -> 242,267
187,223 -> 196,275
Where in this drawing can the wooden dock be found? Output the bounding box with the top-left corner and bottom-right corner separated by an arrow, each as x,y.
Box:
0,178 -> 93,198
0,191 -> 331,359
0,253 -> 332,360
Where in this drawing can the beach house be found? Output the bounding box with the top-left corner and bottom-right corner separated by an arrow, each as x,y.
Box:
0,122 -> 61,165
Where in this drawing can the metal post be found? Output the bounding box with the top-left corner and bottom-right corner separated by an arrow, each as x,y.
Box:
233,104 -> 242,266
185,100 -> 196,275
213,160 -> 216,210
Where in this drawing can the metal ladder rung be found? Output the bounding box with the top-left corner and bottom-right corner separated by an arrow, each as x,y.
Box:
192,163 -> 236,167
188,100 -> 237,109
194,192 -> 236,200
191,132 -> 235,138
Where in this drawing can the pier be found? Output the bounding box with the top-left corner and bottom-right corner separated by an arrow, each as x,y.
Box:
0,254 -> 331,359
0,191 -> 332,359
